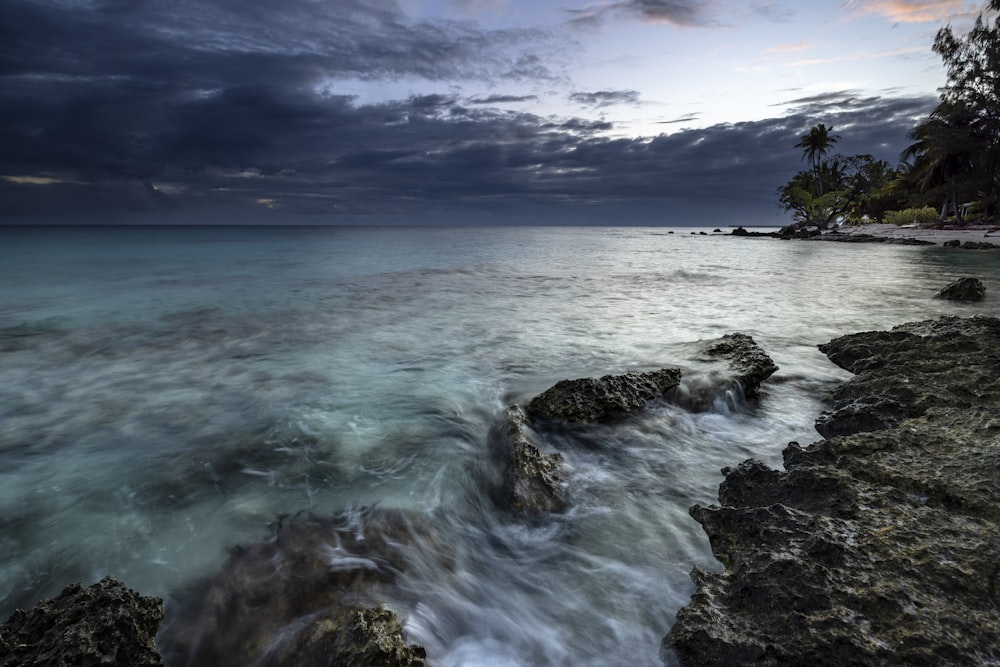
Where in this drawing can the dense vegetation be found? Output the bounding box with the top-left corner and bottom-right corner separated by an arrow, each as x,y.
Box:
778,1 -> 1000,228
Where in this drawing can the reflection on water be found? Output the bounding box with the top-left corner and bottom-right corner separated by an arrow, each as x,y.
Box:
1,226 -> 998,665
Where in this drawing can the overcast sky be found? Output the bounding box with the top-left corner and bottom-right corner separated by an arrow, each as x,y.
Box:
1,0 -> 991,225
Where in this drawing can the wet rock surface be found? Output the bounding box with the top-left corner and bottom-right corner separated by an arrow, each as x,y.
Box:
159,509 -> 433,666
731,226 -> 778,238
810,232 -> 935,245
665,315 -> 1000,666
259,607 -> 426,667
935,276 -> 986,302
816,316 -> 1000,437
526,368 -> 682,424
498,336 -> 777,516
959,240 -> 1000,250
486,405 -> 567,515
0,575 -> 164,666
705,332 -> 778,398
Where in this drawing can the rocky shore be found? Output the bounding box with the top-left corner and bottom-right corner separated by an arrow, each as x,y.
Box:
732,222 -> 1000,247
6,318 -> 999,665
0,576 -> 164,666
665,315 -> 1000,665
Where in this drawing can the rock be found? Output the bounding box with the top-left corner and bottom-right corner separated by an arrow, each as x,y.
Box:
961,241 -> 1000,250
705,332 -> 778,398
713,228 -> 722,233
665,316 -> 1000,666
265,607 -> 425,667
944,239 -> 961,247
486,405 -> 567,515
159,509 -> 434,666
808,234 -> 934,246
731,226 -> 778,238
935,277 -> 986,302
815,316 -> 1000,437
526,368 -> 682,424
0,575 -> 164,666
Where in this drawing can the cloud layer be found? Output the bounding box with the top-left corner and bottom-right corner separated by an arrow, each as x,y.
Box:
1,0 -> 938,224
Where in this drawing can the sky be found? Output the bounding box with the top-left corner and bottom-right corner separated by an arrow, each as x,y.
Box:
0,0 -> 993,225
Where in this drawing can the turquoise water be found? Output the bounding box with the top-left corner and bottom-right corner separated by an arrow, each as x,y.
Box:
1,225 -> 996,665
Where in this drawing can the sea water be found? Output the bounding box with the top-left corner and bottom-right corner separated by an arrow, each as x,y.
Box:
1,225 -> 997,665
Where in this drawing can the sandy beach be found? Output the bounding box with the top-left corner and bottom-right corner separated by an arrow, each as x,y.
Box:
830,223 -> 1000,244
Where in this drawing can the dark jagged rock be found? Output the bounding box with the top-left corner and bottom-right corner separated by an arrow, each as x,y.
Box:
665,316 -> 1000,666
526,368 -> 681,424
808,233 -> 935,245
487,405 -> 566,515
779,224 -> 821,238
730,226 -> 778,238
159,509 -> 434,666
0,575 -> 164,666
944,239 -> 961,247
935,276 -> 986,302
815,316 -> 1000,437
961,240 -> 1000,249
705,332 -> 778,398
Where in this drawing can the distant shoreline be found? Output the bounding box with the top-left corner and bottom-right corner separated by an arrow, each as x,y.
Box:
731,223 -> 1000,245
829,223 -> 1000,243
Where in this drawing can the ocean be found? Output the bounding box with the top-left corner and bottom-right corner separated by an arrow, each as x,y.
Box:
1,224 -> 997,665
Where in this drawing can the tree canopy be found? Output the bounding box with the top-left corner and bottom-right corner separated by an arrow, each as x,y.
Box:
778,3 -> 1000,227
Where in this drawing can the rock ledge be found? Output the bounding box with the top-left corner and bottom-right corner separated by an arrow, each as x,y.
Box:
665,316 -> 1000,666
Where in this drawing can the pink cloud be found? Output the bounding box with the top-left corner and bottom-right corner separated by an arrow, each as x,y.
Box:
844,0 -> 982,24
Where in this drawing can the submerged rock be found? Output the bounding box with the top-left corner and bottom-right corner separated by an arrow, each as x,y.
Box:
665,316 -> 1000,666
961,240 -> 1000,250
0,575 -> 164,666
705,332 -> 778,398
935,276 -> 986,302
487,405 -> 566,515
526,368 -> 681,424
159,509 -> 434,666
265,607 -> 425,667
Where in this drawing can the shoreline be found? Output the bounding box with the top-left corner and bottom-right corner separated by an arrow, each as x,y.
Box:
730,222 -> 1000,247
665,315 -> 1000,664
827,222 -> 1000,243
4,316 -> 999,665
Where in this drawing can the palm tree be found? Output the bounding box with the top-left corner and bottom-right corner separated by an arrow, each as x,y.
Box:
901,102 -> 977,222
795,123 -> 840,195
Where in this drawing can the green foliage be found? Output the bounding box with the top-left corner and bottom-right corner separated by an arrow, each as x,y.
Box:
902,5 -> 1000,220
781,6 -> 1000,225
794,124 -> 840,196
883,207 -> 941,226
777,151 -> 904,228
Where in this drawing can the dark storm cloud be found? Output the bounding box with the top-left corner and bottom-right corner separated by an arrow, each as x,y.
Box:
620,0 -> 716,25
0,0 -> 938,223
469,94 -> 540,104
567,0 -> 719,28
2,86 -> 936,223
570,90 -> 642,108
658,115 -> 702,125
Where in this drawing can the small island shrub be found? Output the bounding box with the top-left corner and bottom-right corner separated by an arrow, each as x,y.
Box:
884,207 -> 940,226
